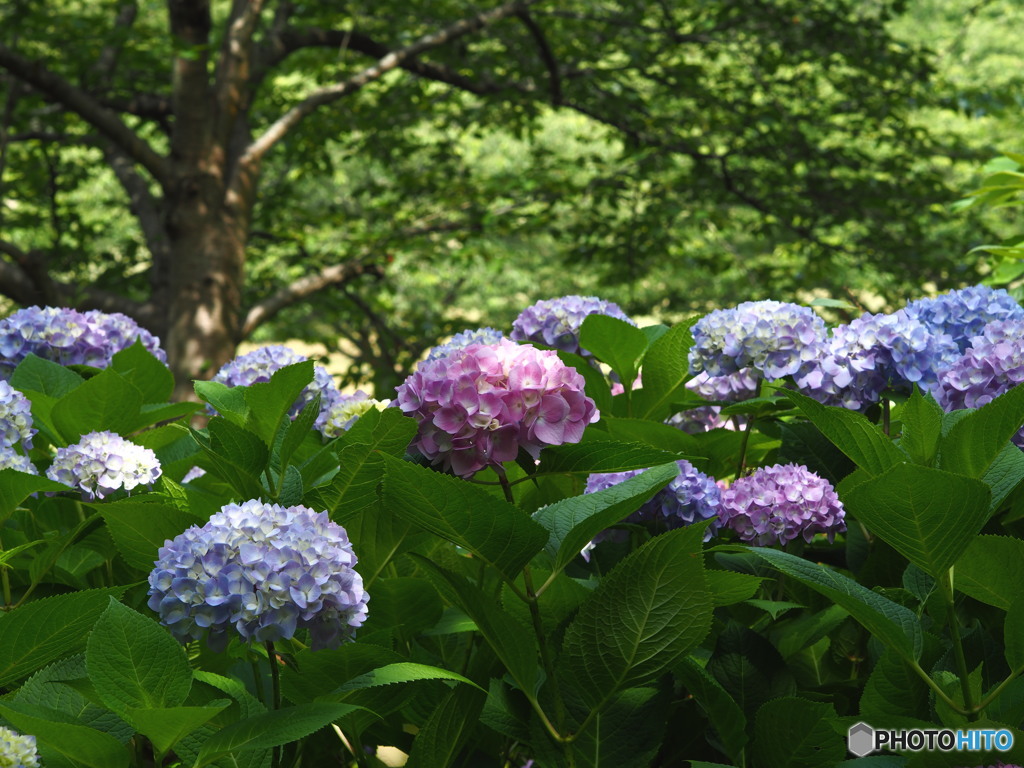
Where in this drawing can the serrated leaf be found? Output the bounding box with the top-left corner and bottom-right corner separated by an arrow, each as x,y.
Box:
405,685 -> 485,768
333,662 -> 481,695
561,525 -> 712,707
191,418 -> 268,499
751,697 -> 844,768
279,397 -> 321,472
574,685 -> 670,768
579,314 -> 649,386
128,705 -> 229,755
11,353 -> 85,399
633,321 -> 698,420
897,389 -> 943,466
706,623 -> 796,715
539,440 -> 686,476
0,469 -> 66,524
381,455 -> 547,580
941,381 -> 1024,477
360,577 -> 442,640
843,464 -> 990,577
983,443 -> 1024,513
243,361 -> 314,446
193,380 -> 249,426
860,649 -> 930,722
279,644 -> 403,705
0,702 -> 128,768
86,598 -> 192,715
955,535 -> 1024,609
100,501 -> 201,571
707,570 -> 764,606
675,657 -> 748,763
110,340 -> 174,403
51,367 -> 143,441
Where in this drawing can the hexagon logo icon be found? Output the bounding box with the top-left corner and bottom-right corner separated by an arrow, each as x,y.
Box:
848,722 -> 875,757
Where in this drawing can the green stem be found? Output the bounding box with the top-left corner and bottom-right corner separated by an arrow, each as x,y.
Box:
496,466 -> 515,505
523,566 -> 571,756
882,398 -> 891,437
940,568 -> 977,719
267,641 -> 282,768
736,416 -> 755,477
975,665 -> 1024,712
0,535 -> 10,608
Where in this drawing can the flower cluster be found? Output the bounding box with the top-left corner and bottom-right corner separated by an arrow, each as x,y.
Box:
718,464 -> 845,546
0,726 -> 39,768
210,345 -> 342,432
321,391 -> 390,437
0,381 -> 35,451
666,369 -> 759,433
0,450 -> 37,475
797,310 -> 959,410
46,431 -> 161,500
395,339 -> 599,477
148,500 -> 368,651
425,327 -> 504,362
0,306 -> 166,377
581,460 -> 721,559
905,285 -> 1024,352
510,295 -> 634,358
689,300 -> 827,381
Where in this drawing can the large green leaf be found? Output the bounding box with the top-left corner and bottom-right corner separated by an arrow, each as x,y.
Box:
381,455 -> 548,580
783,390 -> 907,476
405,685 -> 486,768
86,599 -> 193,714
0,469 -> 66,524
573,685 -> 670,768
982,443 -> 1024,513
110,340 -> 174,403
51,367 -> 143,441
0,702 -> 128,768
941,381 -> 1024,478
561,525 -> 712,707
243,360 -> 314,446
751,697 -> 844,768
579,313 -> 649,386
860,649 -> 931,723
897,388 -> 943,466
193,380 -> 249,427
10,353 -> 85,399
101,501 -> 201,571
675,657 -> 748,764
333,662 -> 481,694
632,321 -> 698,420
954,535 -> 1024,609
127,705 -> 230,756
539,440 -> 685,476
191,418 -> 268,499
843,464 -> 991,577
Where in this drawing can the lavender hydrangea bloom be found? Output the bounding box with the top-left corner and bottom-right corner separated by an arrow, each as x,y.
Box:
426,327 -> 504,361
0,725 -> 39,768
0,381 -> 35,450
46,431 -> 161,500
395,339 -> 599,477
580,460 -> 721,559
0,306 -> 166,377
510,295 -> 635,357
797,310 -> 960,410
905,285 -> 1024,352
210,345 -> 343,432
718,464 -> 845,546
0,448 -> 37,475
321,391 -> 391,437
148,500 -> 368,651
689,301 -> 827,381
665,369 -> 759,433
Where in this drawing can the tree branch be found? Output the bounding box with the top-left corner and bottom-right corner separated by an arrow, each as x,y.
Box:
100,143 -> 169,269
213,0 -> 266,148
0,44 -> 170,185
241,0 -> 534,168
516,10 -> 562,105
239,260 -> 383,340
92,2 -> 138,85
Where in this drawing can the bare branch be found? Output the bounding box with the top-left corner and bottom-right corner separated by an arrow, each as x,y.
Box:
240,260 -> 383,340
241,0 -> 534,168
0,44 -> 170,185
99,93 -> 173,121
101,143 -> 168,265
516,10 -> 562,105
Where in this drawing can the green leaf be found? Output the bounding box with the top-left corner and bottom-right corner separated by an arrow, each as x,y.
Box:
860,649 -> 931,723
191,418 -> 268,499
381,455 -> 548,580
745,548 -> 922,662
955,535 -> 1024,609
897,388 -> 943,465
127,705 -> 229,755
532,462 -> 679,573
360,577 -> 443,640
86,598 -> 192,714
633,321 -> 698,420
405,685 -> 486,768
675,657 -> 748,764
0,469 -> 67,524
843,464 -> 990,577
579,314 -> 649,385
561,525 -> 712,707
707,571 -> 764,606
597,415 -> 701,455
983,443 -> 1024,513
193,380 -> 249,426
334,662 -> 482,695
706,623 -> 796,715
751,697 -> 844,768
279,396 -> 321,473
11,353 -> 85,399
783,390 -> 907,476
574,685 -> 670,768
243,360 -> 314,446
51,367 -> 143,441
194,702 -> 363,767
1006,598 -> 1024,673
110,340 -> 174,403
279,644 -> 402,704
941,381 -> 1024,477
0,588 -> 122,686
539,440 -> 686,476
101,501 -> 201,571
0,702 -> 128,768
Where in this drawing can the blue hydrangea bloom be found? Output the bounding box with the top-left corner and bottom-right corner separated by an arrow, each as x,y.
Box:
0,448 -> 37,475
580,460 -> 721,559
46,430 -> 161,500
0,381 -> 35,451
425,327 -> 504,361
510,295 -> 635,357
148,500 -> 369,651
689,300 -> 827,381
321,391 -> 390,437
0,306 -> 166,377
796,310 -> 960,410
210,345 -> 342,432
0,725 -> 39,768
904,285 -> 1024,352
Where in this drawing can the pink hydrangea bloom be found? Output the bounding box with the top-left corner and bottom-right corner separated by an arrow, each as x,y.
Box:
395,340 -> 599,477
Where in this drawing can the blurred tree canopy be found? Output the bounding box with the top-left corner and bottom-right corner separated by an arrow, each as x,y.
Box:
0,0 -> 1009,393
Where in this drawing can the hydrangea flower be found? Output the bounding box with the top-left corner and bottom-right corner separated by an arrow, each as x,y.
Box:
718,464 -> 845,546
182,465 -> 207,483
797,310 -> 960,410
320,391 -> 391,438
0,448 -> 37,475
665,369 -> 759,433
148,500 -> 368,651
689,301 -> 827,381
210,345 -> 342,432
580,460 -> 721,559
0,381 -> 35,450
0,306 -> 166,377
394,339 -> 599,477
510,295 -> 635,358
0,725 -> 39,768
425,327 -> 504,361
46,431 -> 161,500
904,285 -> 1024,352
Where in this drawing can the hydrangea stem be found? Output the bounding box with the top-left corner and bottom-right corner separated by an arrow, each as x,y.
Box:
267,641 -> 283,768
940,568 -> 977,720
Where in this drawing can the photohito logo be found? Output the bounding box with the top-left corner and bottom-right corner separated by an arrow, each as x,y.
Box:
847,722 -> 1014,756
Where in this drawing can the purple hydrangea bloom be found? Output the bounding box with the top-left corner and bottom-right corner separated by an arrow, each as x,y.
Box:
0,448 -> 37,475
581,460 -> 721,559
46,430 -> 161,500
689,301 -> 827,381
0,380 -> 35,450
210,345 -> 343,431
687,369 -> 760,403
796,310 -> 960,410
395,339 -> 599,477
510,295 -> 635,358
718,464 -> 845,546
0,725 -> 39,768
904,285 -> 1024,352
321,391 -> 391,437
182,465 -> 207,483
148,500 -> 368,651
0,306 -> 166,377
426,327 -> 504,362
